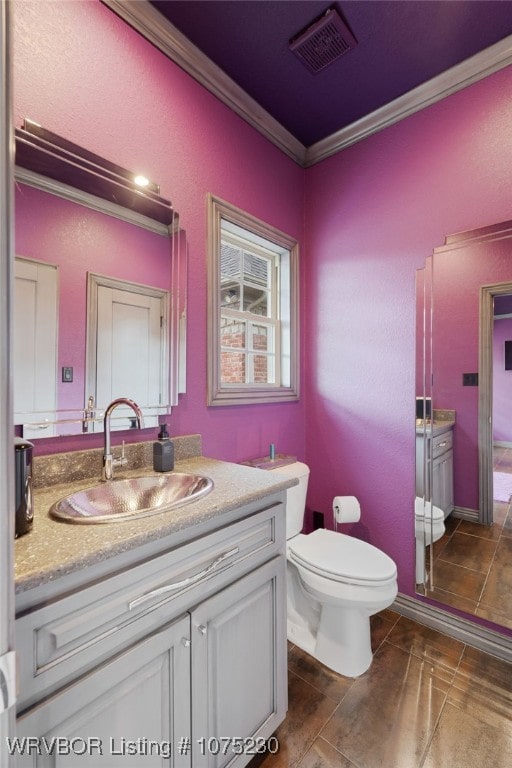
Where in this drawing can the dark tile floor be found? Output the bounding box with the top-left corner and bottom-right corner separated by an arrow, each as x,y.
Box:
248,610 -> 512,768
423,446 -> 512,629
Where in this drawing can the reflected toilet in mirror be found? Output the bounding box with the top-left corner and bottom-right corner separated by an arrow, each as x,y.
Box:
414,497 -> 445,585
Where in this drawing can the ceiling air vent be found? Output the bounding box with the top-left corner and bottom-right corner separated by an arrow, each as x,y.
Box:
289,8 -> 357,74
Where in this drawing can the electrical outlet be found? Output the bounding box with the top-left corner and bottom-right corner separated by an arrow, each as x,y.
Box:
462,372 -> 478,386
312,511 -> 324,529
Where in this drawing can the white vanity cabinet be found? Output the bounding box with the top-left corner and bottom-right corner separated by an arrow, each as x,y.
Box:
15,615 -> 192,767
14,498 -> 287,767
416,424 -> 454,518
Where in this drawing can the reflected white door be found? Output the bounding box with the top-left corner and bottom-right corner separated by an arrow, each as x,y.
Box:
95,285 -> 164,428
14,258 -> 58,438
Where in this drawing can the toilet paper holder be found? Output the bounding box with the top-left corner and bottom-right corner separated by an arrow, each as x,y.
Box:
332,495 -> 361,530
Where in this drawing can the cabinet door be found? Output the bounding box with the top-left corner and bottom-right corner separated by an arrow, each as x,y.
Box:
14,616 -> 191,767
415,434 -> 429,497
191,557 -> 286,768
432,450 -> 454,517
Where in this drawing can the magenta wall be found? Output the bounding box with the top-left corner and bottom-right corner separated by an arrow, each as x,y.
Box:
304,63 -> 512,607
13,1 -> 512,635
13,0 -> 305,462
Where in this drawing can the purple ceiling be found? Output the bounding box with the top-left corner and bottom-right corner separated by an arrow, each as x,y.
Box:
150,1 -> 512,147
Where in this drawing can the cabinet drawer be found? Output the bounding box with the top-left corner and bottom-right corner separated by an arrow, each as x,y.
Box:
16,502 -> 284,710
432,430 -> 453,459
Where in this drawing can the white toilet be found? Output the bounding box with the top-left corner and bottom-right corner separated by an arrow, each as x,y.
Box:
414,497 -> 445,584
270,461 -> 398,678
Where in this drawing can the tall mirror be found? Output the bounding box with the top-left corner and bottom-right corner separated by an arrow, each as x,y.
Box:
14,120 -> 187,437
416,219 -> 512,633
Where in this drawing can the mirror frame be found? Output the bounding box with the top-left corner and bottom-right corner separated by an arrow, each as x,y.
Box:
14,119 -> 186,432
416,218 -> 512,631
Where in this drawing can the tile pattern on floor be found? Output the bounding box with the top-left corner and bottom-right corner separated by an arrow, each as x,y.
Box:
249,610 -> 512,768
422,445 -> 512,630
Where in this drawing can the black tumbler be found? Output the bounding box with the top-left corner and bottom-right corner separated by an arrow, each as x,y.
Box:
14,437 -> 34,537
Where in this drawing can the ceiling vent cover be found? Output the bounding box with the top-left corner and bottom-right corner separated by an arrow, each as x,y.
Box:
289,8 -> 357,74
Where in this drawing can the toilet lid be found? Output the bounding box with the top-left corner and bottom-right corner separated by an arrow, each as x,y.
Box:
289,529 -> 397,585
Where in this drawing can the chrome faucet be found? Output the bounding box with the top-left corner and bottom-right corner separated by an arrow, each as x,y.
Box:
102,398 -> 143,481
82,394 -> 96,433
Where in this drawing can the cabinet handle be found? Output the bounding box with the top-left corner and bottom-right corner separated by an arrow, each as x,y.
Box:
128,546 -> 239,610
197,624 -> 207,636
182,638 -> 191,648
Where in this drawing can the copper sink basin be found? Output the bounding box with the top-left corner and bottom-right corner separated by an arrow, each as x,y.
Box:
49,473 -> 214,523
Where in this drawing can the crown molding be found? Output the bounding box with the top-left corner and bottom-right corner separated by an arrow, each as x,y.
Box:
305,34 -> 512,166
102,1 -> 512,169
101,0 -> 306,166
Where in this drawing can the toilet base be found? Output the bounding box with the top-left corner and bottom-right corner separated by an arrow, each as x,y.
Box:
416,538 -> 426,584
315,604 -> 373,677
287,604 -> 373,678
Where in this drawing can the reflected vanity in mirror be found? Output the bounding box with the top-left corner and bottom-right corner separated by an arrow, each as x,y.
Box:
416,218 -> 512,633
14,119 -> 187,437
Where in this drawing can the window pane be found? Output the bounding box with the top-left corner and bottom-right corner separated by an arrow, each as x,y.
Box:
208,195 -> 299,405
243,286 -> 268,315
250,353 -> 276,384
221,242 -> 241,280
221,350 -> 246,384
220,316 -> 246,348
220,281 -> 241,310
243,251 -> 269,287
251,323 -> 273,353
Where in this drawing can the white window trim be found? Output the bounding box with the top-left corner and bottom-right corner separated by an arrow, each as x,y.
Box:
207,194 -> 300,406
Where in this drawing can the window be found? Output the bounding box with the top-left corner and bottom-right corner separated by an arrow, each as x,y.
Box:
207,195 -> 299,406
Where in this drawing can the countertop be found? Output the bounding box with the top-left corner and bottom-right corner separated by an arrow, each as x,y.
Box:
415,420 -> 455,436
15,456 -> 295,595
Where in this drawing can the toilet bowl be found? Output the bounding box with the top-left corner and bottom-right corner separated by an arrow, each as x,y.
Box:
269,461 -> 398,677
414,497 -> 445,584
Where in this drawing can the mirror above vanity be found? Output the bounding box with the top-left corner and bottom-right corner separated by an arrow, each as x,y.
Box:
416,218 -> 512,634
14,120 -> 187,438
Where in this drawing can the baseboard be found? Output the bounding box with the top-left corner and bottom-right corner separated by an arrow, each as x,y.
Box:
393,593 -> 512,663
451,506 -> 479,522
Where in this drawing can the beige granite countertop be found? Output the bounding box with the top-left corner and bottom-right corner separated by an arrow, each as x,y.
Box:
15,456 -> 295,595
415,420 -> 455,436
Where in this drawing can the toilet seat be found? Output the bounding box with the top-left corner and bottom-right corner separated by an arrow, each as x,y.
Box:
288,529 -> 397,587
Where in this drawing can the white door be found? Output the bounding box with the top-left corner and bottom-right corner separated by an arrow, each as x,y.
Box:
95,284 -> 165,429
13,258 -> 58,438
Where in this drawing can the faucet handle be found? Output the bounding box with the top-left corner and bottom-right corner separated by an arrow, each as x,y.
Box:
113,440 -> 128,469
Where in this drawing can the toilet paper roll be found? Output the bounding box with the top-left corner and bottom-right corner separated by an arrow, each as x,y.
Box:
333,496 -> 361,525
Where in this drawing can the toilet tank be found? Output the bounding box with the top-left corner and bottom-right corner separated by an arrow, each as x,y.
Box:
269,461 -> 310,539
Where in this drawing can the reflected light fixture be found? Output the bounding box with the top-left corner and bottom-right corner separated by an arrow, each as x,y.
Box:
134,174 -> 150,188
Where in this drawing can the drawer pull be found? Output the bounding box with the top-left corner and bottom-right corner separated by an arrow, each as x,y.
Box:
128,547 -> 239,610
437,441 -> 448,448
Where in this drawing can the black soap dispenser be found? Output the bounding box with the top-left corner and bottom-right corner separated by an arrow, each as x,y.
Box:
153,424 -> 174,472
